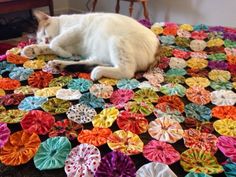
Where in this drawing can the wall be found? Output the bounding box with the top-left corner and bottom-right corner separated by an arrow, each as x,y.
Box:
62,0 -> 236,27
43,0 -> 86,14
52,0 -> 69,14
68,0 -> 87,13
35,0 -> 69,14
147,0 -> 236,27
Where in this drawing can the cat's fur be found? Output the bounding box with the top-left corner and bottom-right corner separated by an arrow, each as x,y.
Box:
22,11 -> 160,80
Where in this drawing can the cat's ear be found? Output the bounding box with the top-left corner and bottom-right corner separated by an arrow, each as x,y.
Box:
33,10 -> 50,22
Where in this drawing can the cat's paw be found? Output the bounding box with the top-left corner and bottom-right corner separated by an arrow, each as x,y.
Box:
91,67 -> 103,80
21,45 -> 37,59
47,60 -> 67,71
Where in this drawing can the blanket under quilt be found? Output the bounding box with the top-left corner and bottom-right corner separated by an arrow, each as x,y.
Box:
0,21 -> 236,177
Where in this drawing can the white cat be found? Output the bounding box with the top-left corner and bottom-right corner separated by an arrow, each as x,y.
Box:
22,11 -> 160,80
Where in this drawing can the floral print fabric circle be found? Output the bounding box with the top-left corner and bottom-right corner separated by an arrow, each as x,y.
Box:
0,93 -> 25,106
116,110 -> 148,134
49,119 -> 83,140
89,83 -> 113,99
143,140 -> 180,165
107,130 -> 144,155
9,67 -> 33,81
133,88 -> 159,103
212,106 -> 236,120
125,101 -> 155,116
0,78 -> 21,90
186,87 -> 211,105
20,110 -> 55,135
156,95 -> 185,113
185,103 -> 212,121
180,149 -> 223,174
148,116 -> 184,143
183,128 -> 218,154
110,89 -> 134,108
0,130 -> 41,166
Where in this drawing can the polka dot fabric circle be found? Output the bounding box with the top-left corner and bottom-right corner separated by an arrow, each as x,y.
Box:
64,143 -> 101,177
67,103 -> 97,124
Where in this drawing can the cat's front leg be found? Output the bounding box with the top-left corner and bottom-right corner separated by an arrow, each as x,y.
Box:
91,66 -> 134,80
50,40 -> 72,58
21,44 -> 54,59
47,60 -> 81,71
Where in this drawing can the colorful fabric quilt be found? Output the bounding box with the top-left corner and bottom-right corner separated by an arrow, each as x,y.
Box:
0,21 -> 236,177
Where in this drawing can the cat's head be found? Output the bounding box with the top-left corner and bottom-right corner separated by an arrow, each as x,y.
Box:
34,11 -> 59,44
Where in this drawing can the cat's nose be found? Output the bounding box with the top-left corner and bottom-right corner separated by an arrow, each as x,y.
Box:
45,38 -> 49,44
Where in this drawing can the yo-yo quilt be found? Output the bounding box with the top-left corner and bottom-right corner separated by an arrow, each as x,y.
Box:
0,21 -> 236,177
